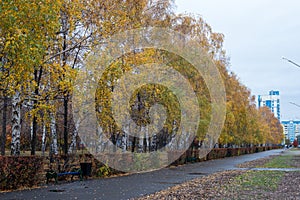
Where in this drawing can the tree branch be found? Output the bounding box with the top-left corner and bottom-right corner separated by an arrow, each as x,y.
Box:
44,34 -> 92,63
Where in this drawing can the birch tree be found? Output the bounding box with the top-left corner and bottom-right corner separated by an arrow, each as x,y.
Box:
0,0 -> 61,155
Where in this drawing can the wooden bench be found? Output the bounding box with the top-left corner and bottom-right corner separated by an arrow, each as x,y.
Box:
46,168 -> 83,184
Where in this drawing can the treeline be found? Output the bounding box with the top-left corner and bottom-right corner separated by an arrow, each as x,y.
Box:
0,0 -> 283,156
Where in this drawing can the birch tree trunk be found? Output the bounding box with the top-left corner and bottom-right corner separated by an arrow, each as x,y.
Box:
63,96 -> 69,155
145,126 -> 149,153
138,126 -> 145,153
96,125 -> 103,153
68,119 -> 80,154
121,133 -> 127,152
41,124 -> 47,156
151,134 -> 157,151
30,121 -> 33,139
121,118 -> 131,152
178,126 -> 185,150
11,91 -> 21,155
50,112 -> 58,155
30,115 -> 38,155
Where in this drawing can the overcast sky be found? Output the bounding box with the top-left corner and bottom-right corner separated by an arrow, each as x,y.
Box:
175,0 -> 300,120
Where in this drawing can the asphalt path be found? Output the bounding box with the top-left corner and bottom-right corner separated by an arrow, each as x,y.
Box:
0,149 -> 283,200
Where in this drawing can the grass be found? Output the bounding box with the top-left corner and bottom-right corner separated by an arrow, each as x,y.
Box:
223,152 -> 297,197
260,155 -> 294,168
223,151 -> 300,197
233,171 -> 285,192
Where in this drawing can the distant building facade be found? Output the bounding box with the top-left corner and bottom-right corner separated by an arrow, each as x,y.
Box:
258,90 -> 281,121
281,120 -> 300,143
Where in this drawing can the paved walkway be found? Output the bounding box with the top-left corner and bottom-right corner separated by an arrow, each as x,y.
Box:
0,149 -> 283,200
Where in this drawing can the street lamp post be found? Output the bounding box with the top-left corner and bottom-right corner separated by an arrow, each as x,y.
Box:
282,57 -> 300,68
282,57 -> 300,146
289,102 -> 300,108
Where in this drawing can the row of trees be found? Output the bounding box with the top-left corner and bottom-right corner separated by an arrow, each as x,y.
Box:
0,0 -> 283,156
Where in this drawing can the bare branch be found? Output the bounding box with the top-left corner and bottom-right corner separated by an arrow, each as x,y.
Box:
44,34 -> 92,63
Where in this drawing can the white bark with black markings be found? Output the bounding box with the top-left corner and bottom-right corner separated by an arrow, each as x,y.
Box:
11,91 -> 21,155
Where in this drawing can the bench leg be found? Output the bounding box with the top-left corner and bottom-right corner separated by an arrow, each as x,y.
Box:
79,170 -> 83,181
55,174 -> 58,184
46,172 -> 58,184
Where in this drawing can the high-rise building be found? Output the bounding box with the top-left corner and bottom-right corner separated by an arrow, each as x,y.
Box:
281,120 -> 300,143
258,90 -> 280,121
